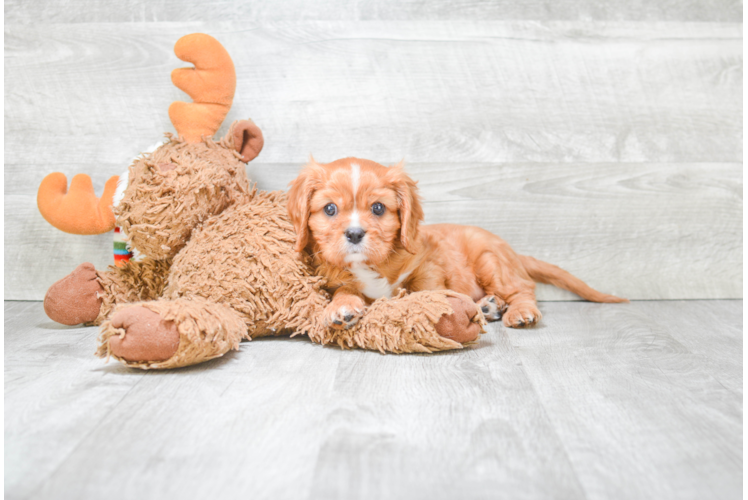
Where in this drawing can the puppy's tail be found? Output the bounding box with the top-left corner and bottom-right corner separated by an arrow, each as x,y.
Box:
519,255 -> 628,303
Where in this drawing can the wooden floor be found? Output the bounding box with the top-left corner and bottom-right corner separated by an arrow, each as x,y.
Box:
5,300 -> 742,500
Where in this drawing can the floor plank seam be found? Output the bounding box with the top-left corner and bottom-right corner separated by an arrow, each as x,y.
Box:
24,370 -> 149,498
504,327 -> 592,500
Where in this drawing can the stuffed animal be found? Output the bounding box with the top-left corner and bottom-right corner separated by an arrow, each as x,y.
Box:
37,33 -> 484,369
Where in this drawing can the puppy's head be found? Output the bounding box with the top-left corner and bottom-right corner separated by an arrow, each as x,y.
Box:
287,157 -> 423,267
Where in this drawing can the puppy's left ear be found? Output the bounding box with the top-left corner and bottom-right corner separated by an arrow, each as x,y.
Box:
387,161 -> 423,254
287,158 -> 324,252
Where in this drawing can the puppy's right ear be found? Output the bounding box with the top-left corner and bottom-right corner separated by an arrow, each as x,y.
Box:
287,158 -> 324,252
386,161 -> 423,254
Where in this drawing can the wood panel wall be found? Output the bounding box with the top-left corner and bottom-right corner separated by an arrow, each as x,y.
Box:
4,3 -> 742,300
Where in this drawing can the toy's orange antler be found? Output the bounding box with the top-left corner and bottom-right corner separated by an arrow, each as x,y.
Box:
168,33 -> 236,143
37,173 -> 119,234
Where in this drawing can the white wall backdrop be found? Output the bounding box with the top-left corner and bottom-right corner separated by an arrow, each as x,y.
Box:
4,1 -> 742,300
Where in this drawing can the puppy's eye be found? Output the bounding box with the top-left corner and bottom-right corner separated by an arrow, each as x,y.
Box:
324,203 -> 337,216
371,202 -> 385,216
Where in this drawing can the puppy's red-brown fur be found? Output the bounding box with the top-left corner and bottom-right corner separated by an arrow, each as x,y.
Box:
287,157 -> 626,330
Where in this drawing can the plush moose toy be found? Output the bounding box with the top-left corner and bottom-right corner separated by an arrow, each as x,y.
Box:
37,33 -> 484,369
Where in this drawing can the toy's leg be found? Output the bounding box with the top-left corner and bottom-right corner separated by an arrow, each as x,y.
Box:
95,258 -> 171,325
435,295 -> 485,343
44,263 -> 104,326
96,297 -> 247,369
43,258 -> 171,326
311,290 -> 485,353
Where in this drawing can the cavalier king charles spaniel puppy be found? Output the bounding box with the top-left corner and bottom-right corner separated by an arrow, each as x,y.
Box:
287,157 -> 626,330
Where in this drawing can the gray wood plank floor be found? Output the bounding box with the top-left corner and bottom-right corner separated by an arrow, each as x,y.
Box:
5,300 -> 742,500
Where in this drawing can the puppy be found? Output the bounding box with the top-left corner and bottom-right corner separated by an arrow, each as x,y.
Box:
287,157 -> 627,330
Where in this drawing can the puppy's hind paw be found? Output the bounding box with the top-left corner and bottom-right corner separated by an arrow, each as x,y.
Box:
477,295 -> 507,322
502,304 -> 541,329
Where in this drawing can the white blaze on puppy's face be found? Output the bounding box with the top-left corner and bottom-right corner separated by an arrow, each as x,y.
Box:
348,163 -> 361,229
343,162 -> 367,257
350,163 -> 360,201
348,210 -> 360,228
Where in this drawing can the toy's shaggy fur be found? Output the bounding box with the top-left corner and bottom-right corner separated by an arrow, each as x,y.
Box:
95,257 -> 171,325
316,289 -> 485,354
43,122 -> 483,369
98,297 -> 247,369
115,130 -> 251,260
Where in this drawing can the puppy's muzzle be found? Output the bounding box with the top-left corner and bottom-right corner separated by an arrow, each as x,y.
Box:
345,227 -> 366,244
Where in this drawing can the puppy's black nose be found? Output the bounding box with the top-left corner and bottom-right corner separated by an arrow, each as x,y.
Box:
345,227 -> 366,244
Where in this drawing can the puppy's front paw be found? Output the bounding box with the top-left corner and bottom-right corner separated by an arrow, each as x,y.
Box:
503,304 -> 542,328
477,295 -> 507,322
324,296 -> 366,330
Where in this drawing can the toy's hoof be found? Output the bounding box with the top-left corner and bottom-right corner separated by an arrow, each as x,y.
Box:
108,307 -> 180,362
435,296 -> 482,344
44,262 -> 103,325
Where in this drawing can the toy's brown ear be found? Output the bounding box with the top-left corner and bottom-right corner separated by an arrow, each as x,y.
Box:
229,120 -> 264,163
385,161 -> 423,254
287,159 -> 325,252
